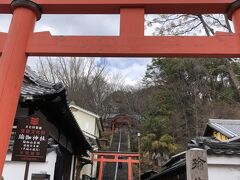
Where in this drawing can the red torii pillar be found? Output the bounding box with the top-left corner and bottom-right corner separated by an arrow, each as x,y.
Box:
0,0 -> 41,174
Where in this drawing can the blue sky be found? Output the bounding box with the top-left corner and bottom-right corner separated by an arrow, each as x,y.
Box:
0,14 -> 152,86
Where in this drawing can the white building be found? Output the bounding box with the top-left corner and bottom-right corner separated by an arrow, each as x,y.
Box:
2,68 -> 91,180
148,137 -> 240,180
207,153 -> 240,180
70,105 -> 104,179
148,118 -> 240,180
4,146 -> 58,180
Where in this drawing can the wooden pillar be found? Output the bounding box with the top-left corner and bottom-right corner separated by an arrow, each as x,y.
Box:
24,161 -> 30,180
127,157 -> 132,180
98,156 -> 104,180
0,0 -> 41,175
228,0 -> 240,33
72,156 -> 77,180
120,8 -> 145,37
232,8 -> 240,34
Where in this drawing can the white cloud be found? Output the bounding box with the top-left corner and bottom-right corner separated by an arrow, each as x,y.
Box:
35,14 -> 120,35
35,24 -> 58,34
0,14 -> 154,86
0,15 -> 11,32
107,58 -> 151,86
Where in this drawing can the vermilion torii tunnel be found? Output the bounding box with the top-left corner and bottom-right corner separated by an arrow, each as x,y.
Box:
1,0 -> 240,178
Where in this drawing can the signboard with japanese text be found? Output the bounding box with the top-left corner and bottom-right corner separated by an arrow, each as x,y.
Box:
12,115 -> 49,162
186,149 -> 208,180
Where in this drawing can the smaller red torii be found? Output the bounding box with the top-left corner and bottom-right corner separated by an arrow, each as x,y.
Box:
93,152 -> 140,180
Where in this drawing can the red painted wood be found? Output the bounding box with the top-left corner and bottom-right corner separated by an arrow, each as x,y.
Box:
0,7 -> 37,174
0,0 -> 234,14
98,156 -> 104,180
21,32 -> 240,58
93,152 -> 140,157
128,157 -> 133,180
93,153 -> 139,179
0,0 -> 239,177
93,158 -> 139,163
120,8 -> 144,37
233,8 -> 240,33
0,32 -> 239,58
0,33 -> 6,54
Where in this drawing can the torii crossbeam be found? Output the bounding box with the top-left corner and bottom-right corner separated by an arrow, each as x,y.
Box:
0,0 -> 240,176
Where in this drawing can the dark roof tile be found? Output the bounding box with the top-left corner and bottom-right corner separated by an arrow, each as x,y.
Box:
21,66 -> 64,97
207,119 -> 240,138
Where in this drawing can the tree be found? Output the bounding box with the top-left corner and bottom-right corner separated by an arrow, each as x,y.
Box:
144,57 -> 240,149
146,14 -> 231,36
143,12 -> 240,151
36,57 -> 113,115
141,133 -> 177,170
146,13 -> 240,97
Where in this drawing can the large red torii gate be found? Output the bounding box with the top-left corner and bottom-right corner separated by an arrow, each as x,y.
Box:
0,0 -> 240,175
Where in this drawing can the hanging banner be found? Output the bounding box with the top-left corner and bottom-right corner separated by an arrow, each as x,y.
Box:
12,115 -> 49,162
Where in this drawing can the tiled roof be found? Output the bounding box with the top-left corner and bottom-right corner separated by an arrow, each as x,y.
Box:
190,137 -> 240,155
149,158 -> 185,180
141,170 -> 158,180
19,67 -> 92,153
149,137 -> 240,180
206,119 -> 240,138
21,66 -> 64,97
162,151 -> 186,168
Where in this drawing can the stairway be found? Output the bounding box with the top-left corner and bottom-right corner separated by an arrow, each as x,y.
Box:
116,131 -> 128,180
102,131 -> 129,180
102,132 -> 120,179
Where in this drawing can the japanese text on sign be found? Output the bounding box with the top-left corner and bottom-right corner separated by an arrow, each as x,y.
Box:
12,116 -> 49,162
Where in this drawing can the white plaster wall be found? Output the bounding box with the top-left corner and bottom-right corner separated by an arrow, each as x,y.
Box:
80,162 -> 98,179
81,164 -> 92,177
3,151 -> 57,180
208,155 -> 240,180
92,159 -> 98,178
94,126 -> 100,139
80,153 -> 98,179
72,111 -> 96,135
208,165 -> 240,180
3,160 -> 25,180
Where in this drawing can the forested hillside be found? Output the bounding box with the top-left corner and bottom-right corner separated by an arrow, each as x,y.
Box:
140,58 -> 240,169
143,58 -> 240,146
102,57 -> 240,170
